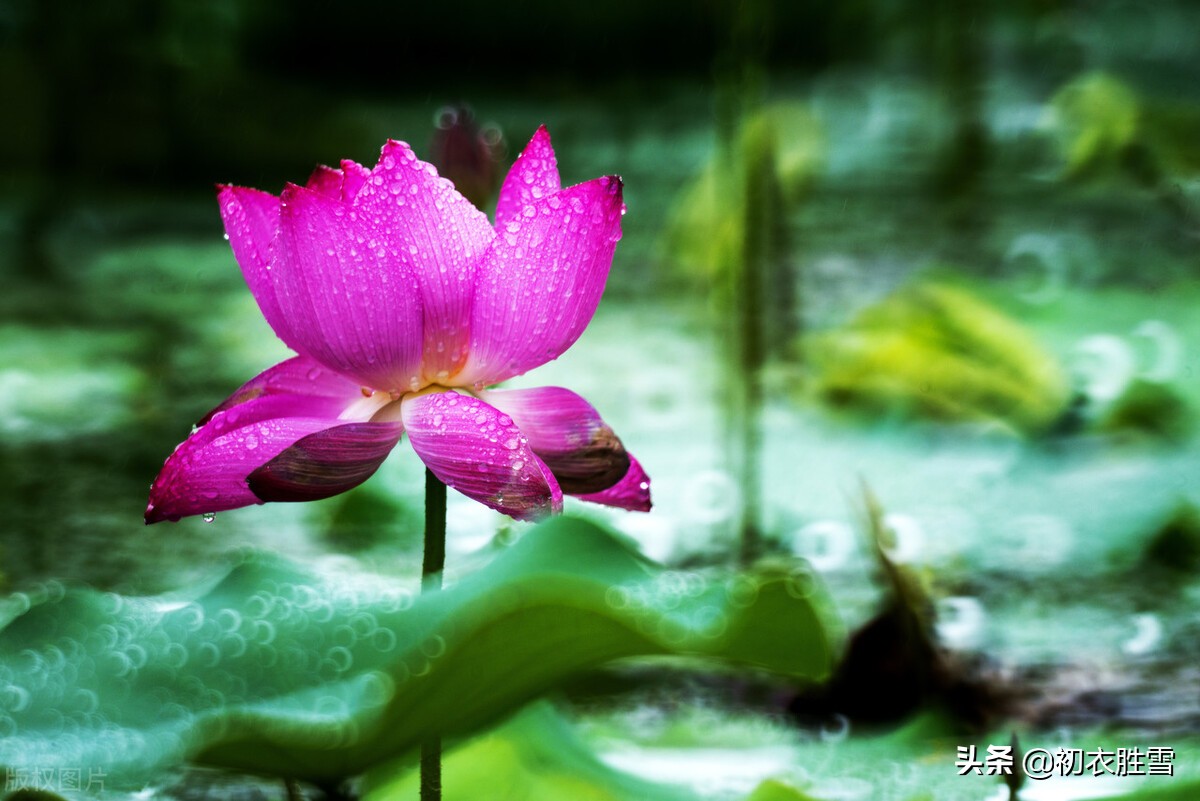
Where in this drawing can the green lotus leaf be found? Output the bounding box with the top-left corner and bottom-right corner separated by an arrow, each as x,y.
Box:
362,700 -> 829,801
361,700 -> 697,801
0,516 -> 833,790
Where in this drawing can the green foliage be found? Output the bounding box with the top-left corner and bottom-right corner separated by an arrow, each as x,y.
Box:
663,102 -> 823,284
1,791 -> 69,801
1048,72 -> 1141,179
744,778 -> 823,801
362,701 -> 699,801
806,281 -> 1070,435
363,701 -> 830,801
1099,379 -> 1193,442
1141,503 -> 1200,576
322,485 -> 422,554
0,517 -> 833,789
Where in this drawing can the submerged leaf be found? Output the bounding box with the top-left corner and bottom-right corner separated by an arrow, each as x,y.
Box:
0,517 -> 833,788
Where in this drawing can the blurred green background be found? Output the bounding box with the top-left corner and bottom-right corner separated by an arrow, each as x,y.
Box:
1,0 -> 1199,798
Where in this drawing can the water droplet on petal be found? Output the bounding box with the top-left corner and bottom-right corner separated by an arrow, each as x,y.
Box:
202,512 -> 216,523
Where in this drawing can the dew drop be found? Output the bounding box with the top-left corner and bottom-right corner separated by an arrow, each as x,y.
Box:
202,512 -> 216,523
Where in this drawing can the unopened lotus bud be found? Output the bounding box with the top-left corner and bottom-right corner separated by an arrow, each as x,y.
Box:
430,104 -> 505,210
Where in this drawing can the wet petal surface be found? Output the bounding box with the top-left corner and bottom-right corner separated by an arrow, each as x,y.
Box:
217,185 -> 300,353
463,175 -> 625,386
494,125 -> 561,230
355,140 -> 495,382
480,386 -> 629,494
272,182 -> 425,391
146,357 -> 367,523
401,391 -> 562,521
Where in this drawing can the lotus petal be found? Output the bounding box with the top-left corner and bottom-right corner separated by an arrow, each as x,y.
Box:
272,182 -> 425,391
248,421 -> 405,502
494,125 -> 561,229
479,386 -> 629,494
146,357 -> 367,522
401,391 -> 562,520
464,175 -> 625,385
354,140 -> 495,381
574,455 -> 652,512
217,185 -> 300,353
306,164 -> 345,198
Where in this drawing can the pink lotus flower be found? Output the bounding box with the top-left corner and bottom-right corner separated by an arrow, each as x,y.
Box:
146,127 -> 650,524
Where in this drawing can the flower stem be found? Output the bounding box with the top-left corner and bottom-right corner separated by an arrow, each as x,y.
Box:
420,468 -> 446,801
422,468 -> 447,592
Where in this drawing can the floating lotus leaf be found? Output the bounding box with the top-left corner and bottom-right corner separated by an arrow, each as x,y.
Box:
807,281 -> 1070,435
0,516 -> 833,790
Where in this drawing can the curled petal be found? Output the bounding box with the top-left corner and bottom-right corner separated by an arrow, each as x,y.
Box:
575,455 -> 652,512
354,140 -> 495,381
494,125 -> 561,230
197,355 -> 364,428
273,182 -> 425,392
248,422 -> 404,502
463,175 -> 625,386
401,391 -> 562,521
146,416 -> 344,523
479,386 -> 629,494
146,357 -> 370,523
217,185 -> 301,353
